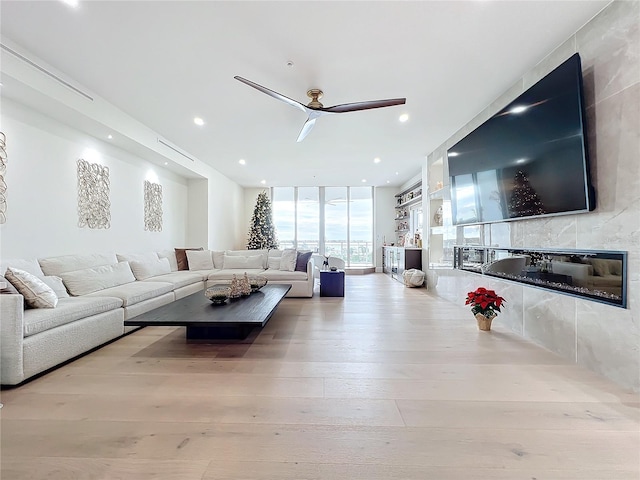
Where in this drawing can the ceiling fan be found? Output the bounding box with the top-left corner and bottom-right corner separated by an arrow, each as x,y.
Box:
234,76 -> 406,142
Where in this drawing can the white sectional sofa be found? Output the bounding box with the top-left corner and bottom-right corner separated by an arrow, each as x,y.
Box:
0,248 -> 314,385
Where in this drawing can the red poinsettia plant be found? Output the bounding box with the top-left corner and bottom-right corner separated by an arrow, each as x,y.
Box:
465,287 -> 506,317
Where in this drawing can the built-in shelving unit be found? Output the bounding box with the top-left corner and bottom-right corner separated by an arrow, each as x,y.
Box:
394,181 -> 422,246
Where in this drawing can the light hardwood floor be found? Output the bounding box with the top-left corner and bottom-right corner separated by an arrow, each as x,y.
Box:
1,274 -> 639,479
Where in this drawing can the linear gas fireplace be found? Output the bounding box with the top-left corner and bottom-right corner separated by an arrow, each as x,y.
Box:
453,246 -> 627,308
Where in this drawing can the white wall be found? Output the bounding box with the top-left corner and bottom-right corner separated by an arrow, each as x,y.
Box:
0,99 -> 245,259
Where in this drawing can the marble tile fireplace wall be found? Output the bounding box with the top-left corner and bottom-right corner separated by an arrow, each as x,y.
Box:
425,1 -> 639,391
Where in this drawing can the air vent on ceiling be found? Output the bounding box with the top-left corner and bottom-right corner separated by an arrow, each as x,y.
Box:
157,138 -> 196,162
1,43 -> 94,101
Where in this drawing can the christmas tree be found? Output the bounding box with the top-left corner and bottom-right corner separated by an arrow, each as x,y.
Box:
508,170 -> 546,218
247,191 -> 279,249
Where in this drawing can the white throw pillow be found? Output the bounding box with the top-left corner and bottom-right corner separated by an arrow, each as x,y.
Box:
5,267 -> 58,308
129,258 -> 172,280
116,252 -> 159,264
186,250 -> 214,270
267,257 -> 281,270
279,249 -> 297,272
60,262 -> 136,296
223,254 -> 264,269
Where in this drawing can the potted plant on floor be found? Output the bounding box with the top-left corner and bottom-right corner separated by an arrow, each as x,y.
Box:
465,287 -> 506,331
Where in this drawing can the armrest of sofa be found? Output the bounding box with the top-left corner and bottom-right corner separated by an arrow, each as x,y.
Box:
1,294 -> 25,385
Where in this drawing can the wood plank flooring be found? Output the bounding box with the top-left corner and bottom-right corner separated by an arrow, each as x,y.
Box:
1,274 -> 639,479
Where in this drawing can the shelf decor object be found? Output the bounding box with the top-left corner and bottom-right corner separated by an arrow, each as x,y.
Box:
77,158 -> 111,229
0,132 -> 7,224
144,180 -> 163,232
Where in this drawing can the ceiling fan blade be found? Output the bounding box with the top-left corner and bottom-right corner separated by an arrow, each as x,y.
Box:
297,117 -> 317,142
321,98 -> 406,113
234,76 -> 309,114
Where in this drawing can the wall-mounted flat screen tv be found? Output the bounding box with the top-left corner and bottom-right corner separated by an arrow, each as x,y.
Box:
448,53 -> 595,226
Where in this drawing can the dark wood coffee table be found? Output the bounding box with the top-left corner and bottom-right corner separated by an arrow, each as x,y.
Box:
124,284 -> 291,340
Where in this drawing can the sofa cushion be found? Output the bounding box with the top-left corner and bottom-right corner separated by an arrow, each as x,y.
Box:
295,251 -> 313,272
39,252 -> 118,276
261,270 -> 309,281
5,267 -> 58,308
1,258 -> 45,276
279,249 -> 297,272
208,269 -> 265,281
116,252 -> 159,264
212,251 -> 225,269
23,296 -> 123,337
187,250 -> 214,270
39,275 -> 70,298
223,254 -> 263,270
85,281 -> 173,307
157,249 -> 179,272
142,271 -> 205,289
129,258 -> 172,280
60,262 -> 136,296
226,249 -> 268,268
267,257 -> 281,270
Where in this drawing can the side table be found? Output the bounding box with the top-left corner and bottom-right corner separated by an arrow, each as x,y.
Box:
320,270 -> 345,297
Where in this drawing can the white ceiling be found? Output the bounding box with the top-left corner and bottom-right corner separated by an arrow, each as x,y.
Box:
0,0 -> 609,188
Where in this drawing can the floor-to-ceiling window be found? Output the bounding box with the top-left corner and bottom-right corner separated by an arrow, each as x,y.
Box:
296,187 -> 319,253
324,187 -> 348,262
272,187 -> 295,249
272,186 -> 374,266
348,186 -> 373,266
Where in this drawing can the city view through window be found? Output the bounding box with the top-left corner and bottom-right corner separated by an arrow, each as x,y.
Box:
272,186 -> 373,266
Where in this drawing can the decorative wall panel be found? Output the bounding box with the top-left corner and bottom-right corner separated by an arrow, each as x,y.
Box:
144,180 -> 162,232
0,132 -> 7,224
77,158 -> 110,229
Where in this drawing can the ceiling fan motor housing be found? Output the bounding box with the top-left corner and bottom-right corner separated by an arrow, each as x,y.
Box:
306,89 -> 323,108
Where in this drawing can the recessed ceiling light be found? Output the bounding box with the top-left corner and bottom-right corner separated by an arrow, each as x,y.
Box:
509,105 -> 528,114
193,117 -> 205,126
395,171 -> 399,175
373,157 -> 381,164
239,159 -> 246,165
399,113 -> 409,123
286,60 -> 294,67
60,0 -> 79,7
107,134 -> 113,140
386,180 -> 391,184
361,179 -> 367,183
260,180 -> 266,185
164,162 -> 168,166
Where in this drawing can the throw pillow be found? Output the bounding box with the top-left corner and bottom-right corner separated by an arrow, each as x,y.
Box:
186,250 -> 214,270
175,247 -> 203,271
295,251 -> 313,272
279,249 -> 298,272
0,274 -> 19,294
129,258 -> 172,280
5,267 -> 58,308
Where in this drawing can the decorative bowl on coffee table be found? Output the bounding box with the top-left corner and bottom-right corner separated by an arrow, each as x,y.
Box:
249,276 -> 268,293
205,286 -> 231,304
